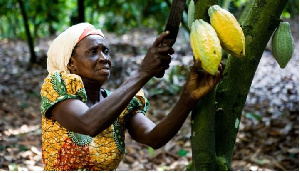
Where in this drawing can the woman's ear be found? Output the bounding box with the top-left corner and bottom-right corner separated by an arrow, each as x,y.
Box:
67,57 -> 77,72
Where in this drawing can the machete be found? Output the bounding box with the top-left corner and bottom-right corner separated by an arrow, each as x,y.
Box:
156,0 -> 187,78
163,0 -> 187,46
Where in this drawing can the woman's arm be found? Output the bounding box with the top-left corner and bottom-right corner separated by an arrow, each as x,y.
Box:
127,94 -> 195,149
127,61 -> 224,149
52,71 -> 151,137
51,32 -> 174,137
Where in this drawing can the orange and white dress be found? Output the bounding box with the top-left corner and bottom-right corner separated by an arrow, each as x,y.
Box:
40,71 -> 149,171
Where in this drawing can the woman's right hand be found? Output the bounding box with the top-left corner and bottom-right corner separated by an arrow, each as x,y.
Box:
139,31 -> 174,78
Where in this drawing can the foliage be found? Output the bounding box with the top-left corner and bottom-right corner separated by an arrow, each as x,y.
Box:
145,65 -> 189,97
0,0 -> 170,39
148,147 -> 155,157
245,112 -> 262,121
0,0 -> 298,39
87,0 -> 170,35
177,148 -> 189,157
0,0 -> 73,39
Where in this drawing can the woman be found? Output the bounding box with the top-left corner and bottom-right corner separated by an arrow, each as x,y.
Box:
40,23 -> 223,171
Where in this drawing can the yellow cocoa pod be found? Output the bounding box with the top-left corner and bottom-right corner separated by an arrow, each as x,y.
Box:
190,19 -> 222,75
208,5 -> 245,58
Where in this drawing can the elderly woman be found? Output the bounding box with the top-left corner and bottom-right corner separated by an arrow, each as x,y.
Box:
40,23 -> 223,171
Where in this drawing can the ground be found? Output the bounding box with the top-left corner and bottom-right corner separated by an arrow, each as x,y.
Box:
0,17 -> 298,171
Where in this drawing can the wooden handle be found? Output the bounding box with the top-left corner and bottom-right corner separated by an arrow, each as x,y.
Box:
155,0 -> 186,78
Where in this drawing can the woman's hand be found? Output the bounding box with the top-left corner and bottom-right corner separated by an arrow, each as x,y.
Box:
139,31 -> 174,78
182,59 -> 224,102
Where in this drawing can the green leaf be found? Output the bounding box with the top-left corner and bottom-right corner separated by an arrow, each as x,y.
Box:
0,145 -> 6,150
149,88 -> 165,96
8,164 -> 19,171
245,112 -> 262,121
19,145 -> 29,151
185,161 -> 195,171
177,148 -> 189,157
148,147 -> 155,157
20,102 -> 28,108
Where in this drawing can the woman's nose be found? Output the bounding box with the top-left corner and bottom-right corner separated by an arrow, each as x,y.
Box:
97,53 -> 111,64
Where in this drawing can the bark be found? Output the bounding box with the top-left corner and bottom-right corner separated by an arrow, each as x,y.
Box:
47,0 -> 59,36
238,0 -> 255,23
191,90 -> 216,170
17,0 -> 37,64
190,0 -> 288,170
194,0 -> 217,22
214,0 -> 288,168
289,0 -> 296,19
222,0 -> 231,10
7,15 -> 16,38
34,22 -> 41,38
190,0 -> 218,171
78,0 -> 85,22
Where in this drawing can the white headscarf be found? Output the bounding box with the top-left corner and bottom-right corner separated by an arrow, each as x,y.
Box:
47,23 -> 104,73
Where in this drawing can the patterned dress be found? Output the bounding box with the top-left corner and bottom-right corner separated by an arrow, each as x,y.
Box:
40,71 -> 149,171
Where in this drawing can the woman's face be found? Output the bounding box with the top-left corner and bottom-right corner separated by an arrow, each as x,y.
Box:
69,35 -> 111,85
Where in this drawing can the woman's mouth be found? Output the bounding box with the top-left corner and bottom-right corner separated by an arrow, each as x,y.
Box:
97,67 -> 110,75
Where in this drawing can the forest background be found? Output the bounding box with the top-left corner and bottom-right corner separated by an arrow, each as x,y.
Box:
0,0 -> 299,171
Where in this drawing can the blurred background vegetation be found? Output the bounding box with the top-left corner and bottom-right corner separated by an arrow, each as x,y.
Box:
0,0 -> 298,39
0,0 -> 298,66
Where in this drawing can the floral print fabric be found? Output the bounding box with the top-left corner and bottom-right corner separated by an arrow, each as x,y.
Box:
40,71 -> 149,171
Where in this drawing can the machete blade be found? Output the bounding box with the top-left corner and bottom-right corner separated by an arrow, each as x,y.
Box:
164,0 -> 187,45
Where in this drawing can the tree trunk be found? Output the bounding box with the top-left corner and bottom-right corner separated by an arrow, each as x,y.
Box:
49,23 -> 55,36
222,0 -> 231,10
78,0 -> 85,22
7,15 -> 16,38
17,0 -> 37,64
191,0 -> 288,170
47,0 -> 59,36
190,0 -> 218,171
194,0 -> 217,22
34,22 -> 41,38
238,0 -> 255,23
71,0 -> 85,25
191,90 -> 216,170
289,0 -> 296,19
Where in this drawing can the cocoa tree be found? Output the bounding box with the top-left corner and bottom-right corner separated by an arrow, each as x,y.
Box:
17,0 -> 37,64
189,0 -> 289,170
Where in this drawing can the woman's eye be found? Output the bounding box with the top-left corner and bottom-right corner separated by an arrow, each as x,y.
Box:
103,48 -> 109,55
89,49 -> 97,55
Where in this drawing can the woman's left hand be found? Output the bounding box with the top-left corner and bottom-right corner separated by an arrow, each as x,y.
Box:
182,59 -> 224,102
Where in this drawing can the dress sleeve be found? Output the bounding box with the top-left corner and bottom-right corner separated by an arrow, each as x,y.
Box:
126,89 -> 150,116
40,71 -> 87,118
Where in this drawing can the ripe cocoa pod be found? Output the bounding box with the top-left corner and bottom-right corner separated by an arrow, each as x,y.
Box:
188,0 -> 195,29
271,22 -> 295,68
190,19 -> 222,75
208,5 -> 245,58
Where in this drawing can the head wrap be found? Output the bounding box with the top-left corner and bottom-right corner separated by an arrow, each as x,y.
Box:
47,22 -> 105,73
